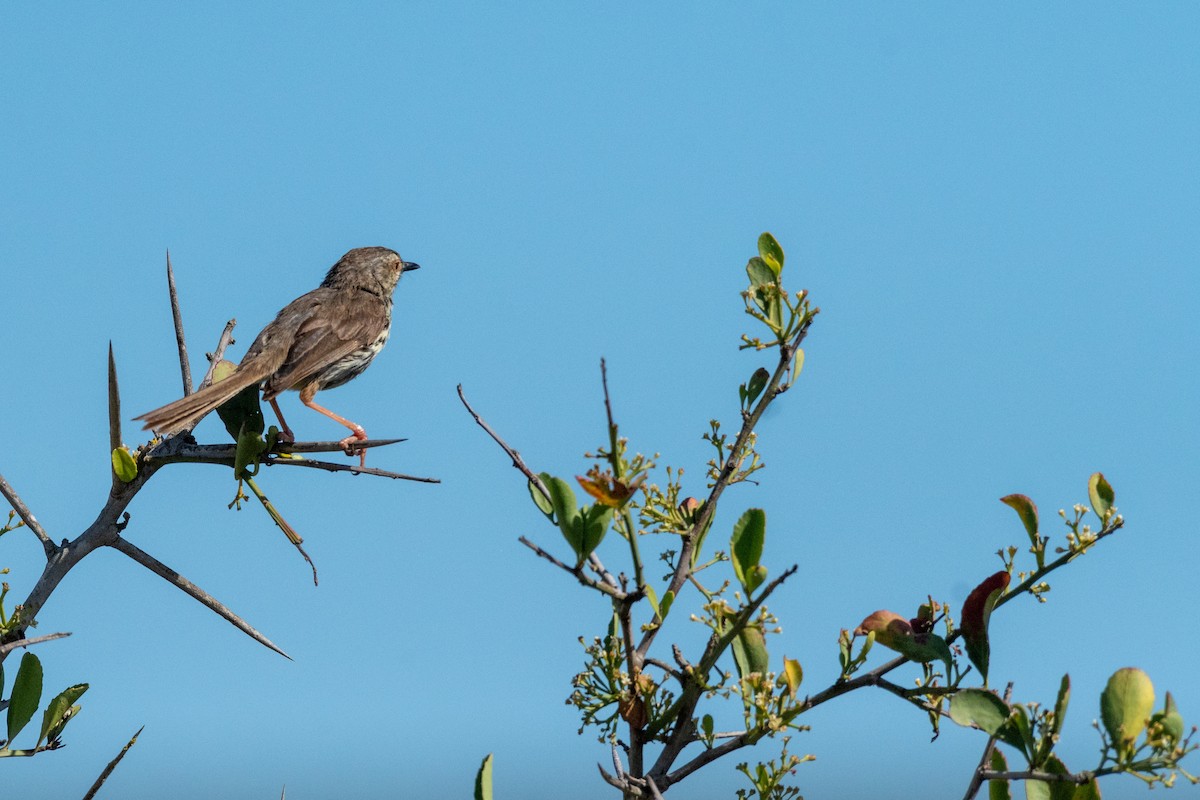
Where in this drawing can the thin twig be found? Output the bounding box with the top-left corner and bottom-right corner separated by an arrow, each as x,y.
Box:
0,472 -> 56,558
457,384 -> 549,498
82,725 -> 144,800
518,536 -> 625,599
108,342 -> 122,452
199,320 -> 237,391
166,249 -> 192,396
108,535 -> 290,659
0,632 -> 72,657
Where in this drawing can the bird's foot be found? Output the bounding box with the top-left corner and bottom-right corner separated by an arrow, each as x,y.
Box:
339,426 -> 369,468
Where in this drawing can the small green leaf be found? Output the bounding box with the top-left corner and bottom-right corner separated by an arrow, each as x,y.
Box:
1158,691 -> 1184,742
644,584 -> 660,617
6,652 -> 43,745
1074,778 -> 1102,800
949,688 -> 1011,733
988,749 -> 1012,800
960,570 -> 1011,685
999,494 -> 1039,542
577,504 -> 612,563
757,232 -> 785,276
746,257 -> 775,288
1039,754 -> 1076,800
732,624 -> 770,677
701,714 -> 714,741
658,590 -> 674,621
1088,473 -> 1115,524
730,508 -> 766,594
781,657 -> 803,697
1100,667 -> 1154,759
528,480 -> 554,519
744,367 -> 770,408
37,683 -> 88,747
541,473 -> 581,555
1051,673 -> 1071,738
1009,705 -> 1036,762
745,564 -> 768,595
111,446 -> 137,483
473,753 -> 493,800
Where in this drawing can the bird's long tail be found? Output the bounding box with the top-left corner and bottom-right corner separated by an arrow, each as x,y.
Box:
135,359 -> 274,435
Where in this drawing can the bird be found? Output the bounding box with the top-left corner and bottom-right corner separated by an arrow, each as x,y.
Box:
136,246 -> 419,466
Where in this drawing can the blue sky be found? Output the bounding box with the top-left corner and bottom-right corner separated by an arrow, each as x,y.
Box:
1,4 -> 1197,798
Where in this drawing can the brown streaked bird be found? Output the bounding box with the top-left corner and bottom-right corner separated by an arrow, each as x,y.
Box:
136,246 -> 419,466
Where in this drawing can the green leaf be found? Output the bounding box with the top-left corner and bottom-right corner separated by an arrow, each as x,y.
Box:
644,584 -> 660,617
528,480 -> 554,519
1009,705 -> 1036,762
1156,691 -> 1184,743
111,446 -> 137,483
757,232 -> 785,276
577,504 -> 612,563
658,590 -> 674,621
473,753 -> 493,800
948,688 -> 1027,754
37,683 -> 87,747
1000,494 -> 1039,542
744,367 -> 770,408
988,749 -> 1012,800
746,257 -> 775,288
732,624 -> 770,677
6,652 -> 43,745
1051,673 -> 1071,738
1088,473 -> 1115,523
1074,778 -> 1102,800
1039,754 -> 1076,800
541,473 -> 581,556
949,688 -> 1010,733
730,508 -> 766,594
213,360 -> 266,441
781,657 -> 803,697
701,714 -> 714,741
1024,778 -> 1051,800
960,570 -> 1011,685
1100,667 -> 1154,759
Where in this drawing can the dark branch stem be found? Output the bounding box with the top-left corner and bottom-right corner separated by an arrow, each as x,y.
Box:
108,535 -> 289,659
0,472 -> 56,558
166,250 -> 193,396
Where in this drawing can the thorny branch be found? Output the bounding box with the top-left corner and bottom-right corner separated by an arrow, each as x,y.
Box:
1,255 -> 434,671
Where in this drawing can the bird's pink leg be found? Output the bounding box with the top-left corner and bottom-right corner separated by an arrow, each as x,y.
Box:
268,397 -> 296,444
299,388 -> 369,467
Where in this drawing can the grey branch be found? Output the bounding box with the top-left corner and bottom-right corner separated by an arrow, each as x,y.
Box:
0,472 -> 55,557
518,536 -> 626,599
457,384 -> 550,499
109,536 -> 290,659
82,725 -> 144,800
0,632 -> 72,657
166,249 -> 192,396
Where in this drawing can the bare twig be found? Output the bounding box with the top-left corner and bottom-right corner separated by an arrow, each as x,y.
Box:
518,536 -> 625,599
108,536 -> 290,659
198,320 -> 238,392
166,250 -> 192,396
108,342 -> 122,452
0,472 -> 56,558
0,632 -> 72,657
457,384 -> 549,499
82,725 -> 144,800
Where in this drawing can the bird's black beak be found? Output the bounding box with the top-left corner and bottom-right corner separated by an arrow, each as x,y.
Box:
402,261 -> 420,272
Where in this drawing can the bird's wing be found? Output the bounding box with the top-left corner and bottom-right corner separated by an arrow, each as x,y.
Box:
261,292 -> 387,397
